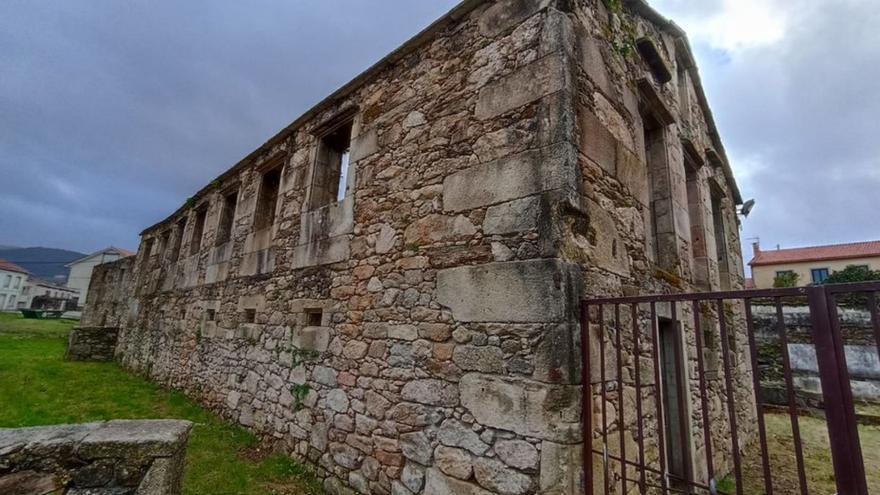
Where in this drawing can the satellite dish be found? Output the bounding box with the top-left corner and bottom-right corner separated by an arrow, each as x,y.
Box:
739,199 -> 756,218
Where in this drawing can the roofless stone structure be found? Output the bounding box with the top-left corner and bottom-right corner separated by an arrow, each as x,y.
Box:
83,1 -> 753,493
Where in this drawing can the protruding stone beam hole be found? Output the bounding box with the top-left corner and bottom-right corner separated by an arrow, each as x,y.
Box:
243,308 -> 256,324
305,308 -> 323,327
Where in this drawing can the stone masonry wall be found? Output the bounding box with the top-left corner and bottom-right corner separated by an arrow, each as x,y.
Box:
0,420 -> 192,495
66,326 -> 120,361
82,1 -> 753,494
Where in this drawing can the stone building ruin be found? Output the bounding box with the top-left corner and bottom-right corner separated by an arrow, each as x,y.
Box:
82,1 -> 753,494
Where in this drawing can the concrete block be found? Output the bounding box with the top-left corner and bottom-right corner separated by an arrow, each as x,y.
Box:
482,196 -> 543,235
436,259 -> 571,323
443,143 -> 578,212
475,54 -> 569,121
459,373 -> 580,442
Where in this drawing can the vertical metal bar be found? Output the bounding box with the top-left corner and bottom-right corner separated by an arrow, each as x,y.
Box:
632,303 -> 646,493
615,304 -> 626,495
744,299 -> 774,495
823,290 -> 868,495
650,302 -> 669,495
600,304 -> 609,495
775,297 -> 809,495
716,299 -> 743,495
870,292 -> 880,365
670,301 -> 691,486
691,300 -> 715,486
582,302 -> 593,495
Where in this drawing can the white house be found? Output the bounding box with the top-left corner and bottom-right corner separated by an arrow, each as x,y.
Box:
20,277 -> 80,310
65,247 -> 135,304
0,258 -> 29,311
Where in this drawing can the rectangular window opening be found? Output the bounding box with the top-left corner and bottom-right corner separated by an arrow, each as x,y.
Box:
169,217 -> 187,262
243,308 -> 256,324
205,309 -> 216,322
159,230 -> 171,260
141,239 -> 155,269
255,167 -> 282,231
643,116 -> 664,264
310,121 -> 353,209
306,309 -> 323,327
190,207 -> 208,255
811,268 -> 830,284
216,190 -> 238,246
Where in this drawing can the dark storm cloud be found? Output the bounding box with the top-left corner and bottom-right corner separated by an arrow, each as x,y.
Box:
0,0 -> 459,252
2,0 -> 877,262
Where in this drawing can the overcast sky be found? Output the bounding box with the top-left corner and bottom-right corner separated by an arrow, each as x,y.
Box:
2,1 -> 878,268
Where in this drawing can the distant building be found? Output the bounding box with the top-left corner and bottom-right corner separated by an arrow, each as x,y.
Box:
749,240 -> 880,288
20,277 -> 80,310
65,247 -> 135,303
0,258 -> 29,310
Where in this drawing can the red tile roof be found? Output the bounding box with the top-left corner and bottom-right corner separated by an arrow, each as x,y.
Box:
0,258 -> 30,275
750,240 -> 880,266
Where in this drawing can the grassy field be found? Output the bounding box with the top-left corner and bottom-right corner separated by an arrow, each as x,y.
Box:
0,312 -> 321,495
740,411 -> 880,495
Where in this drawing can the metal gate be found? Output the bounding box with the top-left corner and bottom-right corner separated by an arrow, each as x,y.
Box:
580,282 -> 880,495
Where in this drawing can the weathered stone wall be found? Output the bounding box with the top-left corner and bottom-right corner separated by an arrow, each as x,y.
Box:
752,305 -> 880,403
0,420 -> 192,495
66,326 -> 120,361
81,1 -> 752,494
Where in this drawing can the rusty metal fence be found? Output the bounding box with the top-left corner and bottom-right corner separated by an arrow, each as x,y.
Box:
580,282 -> 880,495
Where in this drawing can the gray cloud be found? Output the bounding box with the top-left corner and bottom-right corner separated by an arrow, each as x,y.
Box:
2,0 -> 877,266
0,0 -> 459,252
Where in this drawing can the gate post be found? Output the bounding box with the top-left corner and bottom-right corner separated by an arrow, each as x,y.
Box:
806,286 -> 867,495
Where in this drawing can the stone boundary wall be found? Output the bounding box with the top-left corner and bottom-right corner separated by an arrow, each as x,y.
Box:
66,327 -> 120,361
0,420 -> 192,495
753,305 -> 880,403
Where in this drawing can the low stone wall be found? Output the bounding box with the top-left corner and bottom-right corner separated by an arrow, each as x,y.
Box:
0,419 -> 192,495
66,326 -> 120,361
753,305 -> 880,403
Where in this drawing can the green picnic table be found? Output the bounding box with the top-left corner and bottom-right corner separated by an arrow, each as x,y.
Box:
19,309 -> 65,319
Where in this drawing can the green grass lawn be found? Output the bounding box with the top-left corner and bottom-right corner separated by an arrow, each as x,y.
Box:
0,312 -> 321,495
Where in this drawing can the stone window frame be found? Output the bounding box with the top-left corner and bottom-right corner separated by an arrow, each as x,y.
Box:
167,217 -> 187,264
708,177 -> 732,290
683,139 -> 710,289
638,78 -> 680,273
189,205 -> 209,256
214,185 -> 241,247
252,156 -> 286,234
303,107 -> 358,212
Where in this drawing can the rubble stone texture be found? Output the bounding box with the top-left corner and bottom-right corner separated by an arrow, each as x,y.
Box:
0,420 -> 192,495
81,1 -> 756,493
